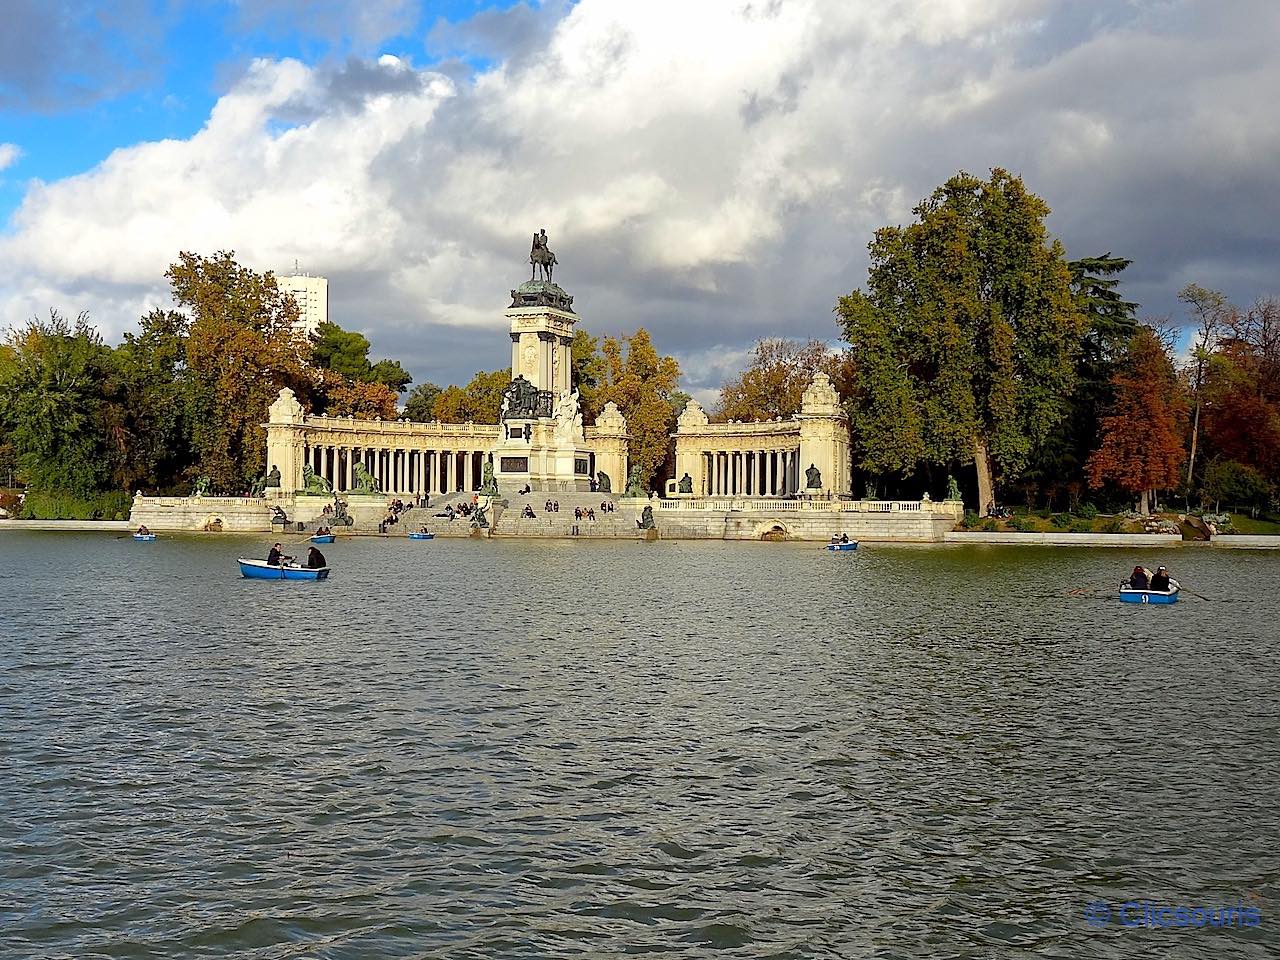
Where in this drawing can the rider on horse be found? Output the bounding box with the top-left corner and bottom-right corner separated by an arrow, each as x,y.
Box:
530,229 -> 557,282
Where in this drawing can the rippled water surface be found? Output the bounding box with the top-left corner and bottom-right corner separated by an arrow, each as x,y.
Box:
1,532 -> 1277,959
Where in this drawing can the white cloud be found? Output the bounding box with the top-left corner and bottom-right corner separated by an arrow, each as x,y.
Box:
1,0 -> 1278,393
0,143 -> 21,171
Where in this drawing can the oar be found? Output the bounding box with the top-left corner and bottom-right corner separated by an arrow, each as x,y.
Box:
1180,586 -> 1213,602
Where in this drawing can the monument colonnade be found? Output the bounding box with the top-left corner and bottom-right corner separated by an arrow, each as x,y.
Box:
696,442 -> 804,497
303,434 -> 498,497
265,390 -> 504,496
671,372 -> 853,499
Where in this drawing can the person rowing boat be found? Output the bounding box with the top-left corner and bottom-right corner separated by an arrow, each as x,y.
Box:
266,542 -> 294,566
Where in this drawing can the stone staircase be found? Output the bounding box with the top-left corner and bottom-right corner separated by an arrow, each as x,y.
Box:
308,491 -> 479,537
491,491 -> 645,539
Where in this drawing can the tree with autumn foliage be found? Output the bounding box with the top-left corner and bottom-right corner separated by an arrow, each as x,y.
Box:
313,371 -> 399,420
596,329 -> 682,488
1201,296 -> 1280,484
716,338 -> 853,422
432,369 -> 512,423
1086,326 -> 1188,514
168,251 -> 312,492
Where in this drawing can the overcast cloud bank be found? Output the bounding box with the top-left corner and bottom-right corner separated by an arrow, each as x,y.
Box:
1,0 -> 1277,396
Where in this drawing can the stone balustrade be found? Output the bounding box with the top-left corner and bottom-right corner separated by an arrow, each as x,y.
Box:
655,497 -> 962,517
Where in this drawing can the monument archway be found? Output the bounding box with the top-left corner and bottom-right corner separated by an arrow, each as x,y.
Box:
755,520 -> 790,541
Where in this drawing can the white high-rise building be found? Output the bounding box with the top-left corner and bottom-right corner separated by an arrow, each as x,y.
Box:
279,274 -> 329,337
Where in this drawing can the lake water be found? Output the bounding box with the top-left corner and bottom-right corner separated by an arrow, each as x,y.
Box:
1,532 -> 1277,959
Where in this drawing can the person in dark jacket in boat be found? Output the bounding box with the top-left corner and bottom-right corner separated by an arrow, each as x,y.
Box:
1129,565 -> 1150,589
306,546 -> 326,569
1149,566 -> 1171,591
267,543 -> 290,566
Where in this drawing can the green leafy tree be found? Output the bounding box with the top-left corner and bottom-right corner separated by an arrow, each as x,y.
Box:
403,381 -> 443,422
1201,459 -> 1272,513
168,251 -> 311,491
0,311 -> 113,497
571,329 -> 604,421
1070,254 -> 1140,359
836,168 -> 1086,512
596,329 -> 682,488
311,321 -> 412,392
369,359 -> 412,392
1026,254 -> 1141,505
109,309 -> 193,491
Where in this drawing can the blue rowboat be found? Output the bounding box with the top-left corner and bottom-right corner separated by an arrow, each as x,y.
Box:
133,533 -> 157,541
826,541 -> 858,551
408,532 -> 434,540
238,558 -> 330,581
1119,579 -> 1180,604
309,534 -> 336,543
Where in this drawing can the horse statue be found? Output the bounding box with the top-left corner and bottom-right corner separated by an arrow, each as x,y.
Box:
351,462 -> 382,495
302,464 -> 332,496
530,228 -> 558,283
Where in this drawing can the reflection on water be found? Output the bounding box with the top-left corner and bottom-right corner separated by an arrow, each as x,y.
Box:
1,533 -> 1277,958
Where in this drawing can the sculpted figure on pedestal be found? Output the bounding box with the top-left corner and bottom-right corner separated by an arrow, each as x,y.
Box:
352,463 -> 382,495
529,229 -> 558,282
264,465 -> 282,488
596,470 -> 612,494
638,504 -> 656,530
479,455 -> 499,496
678,473 -> 693,494
331,497 -> 353,526
624,465 -> 645,498
302,464 -> 333,495
805,464 -> 822,489
553,388 -> 584,444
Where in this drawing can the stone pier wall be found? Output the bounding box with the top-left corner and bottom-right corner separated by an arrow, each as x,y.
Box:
655,511 -> 955,542
129,494 -> 287,532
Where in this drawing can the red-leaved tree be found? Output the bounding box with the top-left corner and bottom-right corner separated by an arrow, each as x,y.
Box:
1086,326 -> 1188,514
